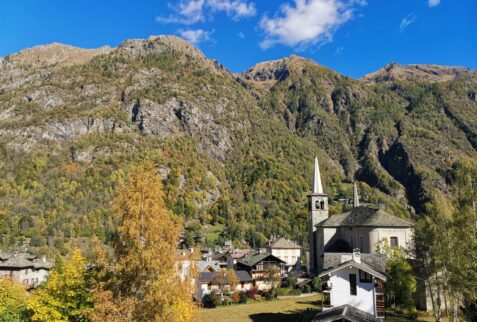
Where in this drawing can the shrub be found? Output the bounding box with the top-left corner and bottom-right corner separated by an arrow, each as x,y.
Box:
289,289 -> 302,296
223,298 -> 232,306
263,291 -> 274,300
239,292 -> 248,304
203,294 -> 221,308
276,287 -> 291,296
231,292 -> 241,304
246,288 -> 257,299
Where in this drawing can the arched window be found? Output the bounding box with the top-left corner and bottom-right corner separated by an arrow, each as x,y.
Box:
320,201 -> 325,209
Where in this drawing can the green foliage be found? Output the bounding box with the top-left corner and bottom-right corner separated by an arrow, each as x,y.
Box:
0,279 -> 32,322
203,294 -> 221,308
29,249 -> 93,322
385,250 -> 417,310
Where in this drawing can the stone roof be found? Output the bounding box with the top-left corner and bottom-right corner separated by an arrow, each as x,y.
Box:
237,252 -> 285,267
235,271 -> 253,282
197,260 -> 220,272
312,305 -> 382,322
199,270 -> 253,283
317,206 -> 413,227
323,252 -> 386,274
0,253 -> 53,270
268,237 -> 301,249
318,259 -> 387,281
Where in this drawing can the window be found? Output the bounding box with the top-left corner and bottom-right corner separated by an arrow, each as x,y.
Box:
359,236 -> 364,251
359,270 -> 373,283
349,274 -> 357,295
390,237 -> 399,248
207,283 -> 211,290
241,282 -> 245,289
23,279 -> 28,285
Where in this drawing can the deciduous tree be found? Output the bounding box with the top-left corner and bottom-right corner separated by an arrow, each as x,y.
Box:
91,161 -> 198,322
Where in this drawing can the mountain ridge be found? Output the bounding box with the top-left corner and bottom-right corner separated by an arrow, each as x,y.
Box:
0,35 -> 476,255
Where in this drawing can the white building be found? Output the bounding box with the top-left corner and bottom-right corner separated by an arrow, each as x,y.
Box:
314,250 -> 386,321
266,237 -> 301,272
0,252 -> 53,289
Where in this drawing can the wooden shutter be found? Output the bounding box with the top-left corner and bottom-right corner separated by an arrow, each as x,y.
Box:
349,274 -> 357,295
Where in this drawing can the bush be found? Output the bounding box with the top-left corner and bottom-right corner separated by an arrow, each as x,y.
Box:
289,289 -> 302,296
231,292 -> 241,304
239,292 -> 248,304
246,288 -> 258,299
276,287 -> 291,296
263,291 -> 274,300
223,298 -> 232,306
203,293 -> 221,308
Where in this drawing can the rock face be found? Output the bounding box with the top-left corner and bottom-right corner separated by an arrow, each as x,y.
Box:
0,35 -> 476,251
5,42 -> 112,68
363,62 -> 477,83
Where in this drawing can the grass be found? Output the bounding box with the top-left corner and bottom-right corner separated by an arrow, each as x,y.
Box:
200,294 -> 322,322
203,224 -> 225,244
200,295 -> 451,322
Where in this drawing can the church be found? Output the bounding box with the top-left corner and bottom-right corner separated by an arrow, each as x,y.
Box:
307,158 -> 414,321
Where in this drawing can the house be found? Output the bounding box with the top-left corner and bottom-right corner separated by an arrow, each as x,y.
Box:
197,270 -> 253,299
316,249 -> 386,320
0,252 -> 53,289
266,237 -> 301,273
236,252 -> 286,290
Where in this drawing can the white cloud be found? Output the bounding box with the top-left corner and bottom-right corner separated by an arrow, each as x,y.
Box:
157,0 -> 206,25
335,46 -> 344,54
208,0 -> 256,19
259,0 -> 366,50
157,0 -> 256,25
400,13 -> 418,32
237,31 -> 246,39
428,0 -> 440,7
178,29 -> 213,44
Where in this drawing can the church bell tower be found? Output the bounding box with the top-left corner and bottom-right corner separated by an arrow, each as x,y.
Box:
308,157 -> 329,275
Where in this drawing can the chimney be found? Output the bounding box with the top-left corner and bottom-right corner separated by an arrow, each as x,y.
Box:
352,248 -> 361,263
42,255 -> 47,263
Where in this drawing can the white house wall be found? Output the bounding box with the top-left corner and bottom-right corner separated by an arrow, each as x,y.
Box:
327,266 -> 376,316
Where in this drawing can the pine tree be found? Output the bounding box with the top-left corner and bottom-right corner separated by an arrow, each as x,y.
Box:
91,161 -> 198,322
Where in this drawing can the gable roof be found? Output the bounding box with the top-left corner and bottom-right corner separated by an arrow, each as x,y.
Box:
199,271 -> 253,283
268,237 -> 301,249
237,252 -> 285,267
312,305 -> 382,322
318,259 -> 387,281
323,253 -> 386,274
317,206 -> 413,228
235,270 -> 253,282
197,260 -> 220,272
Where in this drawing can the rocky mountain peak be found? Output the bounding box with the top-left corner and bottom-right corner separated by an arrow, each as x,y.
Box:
4,42 -> 112,68
118,35 -> 207,61
240,55 -> 319,83
363,62 -> 477,83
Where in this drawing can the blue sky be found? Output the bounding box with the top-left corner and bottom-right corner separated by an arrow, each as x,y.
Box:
1,0 -> 476,78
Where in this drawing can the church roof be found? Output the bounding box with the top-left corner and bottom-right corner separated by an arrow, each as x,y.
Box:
268,237 -> 301,249
312,304 -> 382,322
317,206 -> 413,228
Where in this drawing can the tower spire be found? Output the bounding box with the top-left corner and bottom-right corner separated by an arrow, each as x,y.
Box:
353,182 -> 360,207
313,157 -> 323,194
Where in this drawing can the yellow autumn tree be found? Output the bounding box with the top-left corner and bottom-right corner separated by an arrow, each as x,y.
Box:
29,248 -> 93,322
92,160 -> 198,322
0,278 -> 31,321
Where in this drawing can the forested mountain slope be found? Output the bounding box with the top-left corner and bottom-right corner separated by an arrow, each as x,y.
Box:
1,36 -> 476,257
